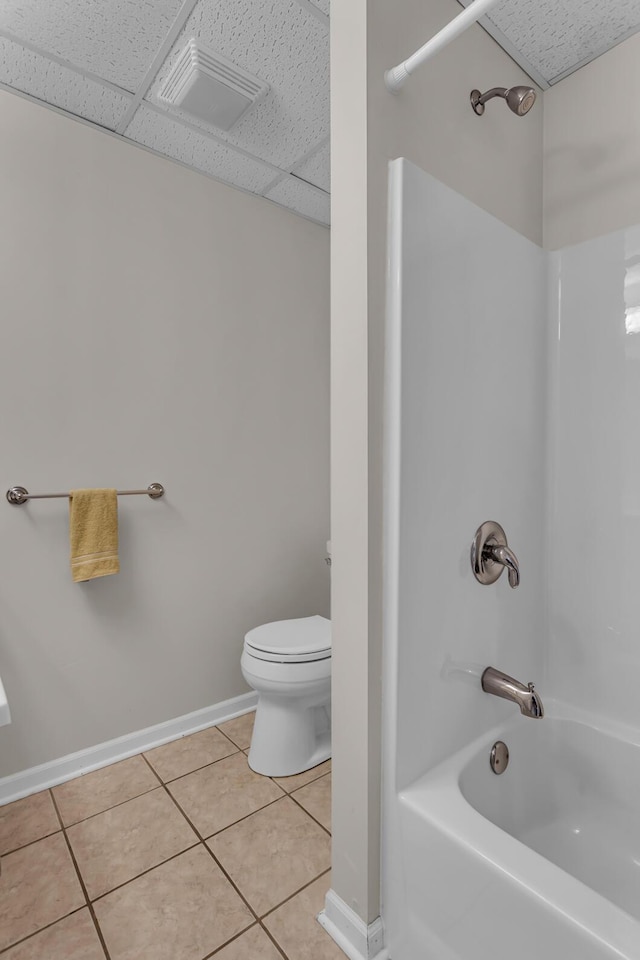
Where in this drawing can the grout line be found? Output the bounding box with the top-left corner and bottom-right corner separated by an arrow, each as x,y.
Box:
140,746 -> 244,786
273,764 -> 331,794
156,776 -> 293,950
49,788 -> 64,830
200,791 -> 287,840
202,841 -> 262,921
53,783 -> 160,829
256,924 -> 289,960
88,843 -> 201,906
0,756 -> 331,959
147,756 -> 295,847
201,922 -> 287,960
49,791 -> 113,960
0,825 -> 62,858
213,725 -> 245,751
199,841 -> 290,957
138,752 -> 165,786
154,760 -> 287,846
114,0 -> 201,135
0,906 -> 88,957
288,791 -> 331,838
51,771 -> 198,917
260,866 -> 332,922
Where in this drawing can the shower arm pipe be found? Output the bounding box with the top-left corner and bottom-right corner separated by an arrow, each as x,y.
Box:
385,0 -> 501,92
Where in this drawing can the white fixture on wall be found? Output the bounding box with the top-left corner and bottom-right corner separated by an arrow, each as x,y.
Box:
159,39 -> 269,131
384,0 -> 501,91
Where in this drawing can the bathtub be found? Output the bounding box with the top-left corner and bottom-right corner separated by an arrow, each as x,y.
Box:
395,708 -> 640,959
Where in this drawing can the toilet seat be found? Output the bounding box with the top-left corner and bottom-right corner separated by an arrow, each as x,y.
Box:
244,614 -> 331,664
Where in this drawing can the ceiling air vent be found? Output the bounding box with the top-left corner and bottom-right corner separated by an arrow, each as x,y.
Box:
158,40 -> 269,131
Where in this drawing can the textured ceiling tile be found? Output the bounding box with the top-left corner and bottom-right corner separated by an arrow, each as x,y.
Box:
265,176 -> 330,225
483,0 -> 640,82
307,0 -> 329,15
147,0 -> 329,168
0,0 -> 185,91
292,141 -> 330,193
124,104 -> 277,194
0,38 -> 132,129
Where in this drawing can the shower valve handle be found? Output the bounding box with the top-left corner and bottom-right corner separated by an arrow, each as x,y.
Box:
471,521 -> 520,589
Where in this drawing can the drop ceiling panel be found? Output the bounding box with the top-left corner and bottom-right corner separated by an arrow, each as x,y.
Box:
0,0 -> 185,91
0,0 -> 330,225
459,0 -> 640,85
307,0 -> 329,15
147,0 -> 329,168
0,37 -> 132,128
292,140 -> 330,193
124,103 -> 278,193
265,176 -> 330,225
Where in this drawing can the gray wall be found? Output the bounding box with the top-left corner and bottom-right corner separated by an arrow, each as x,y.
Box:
544,32 -> 640,250
0,91 -> 330,778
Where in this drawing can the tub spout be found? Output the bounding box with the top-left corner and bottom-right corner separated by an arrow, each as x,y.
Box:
481,666 -> 544,718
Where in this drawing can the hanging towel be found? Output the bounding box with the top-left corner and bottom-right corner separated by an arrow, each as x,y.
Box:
69,489 -> 120,582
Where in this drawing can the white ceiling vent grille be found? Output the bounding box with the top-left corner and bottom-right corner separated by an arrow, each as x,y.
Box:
158,40 -> 269,131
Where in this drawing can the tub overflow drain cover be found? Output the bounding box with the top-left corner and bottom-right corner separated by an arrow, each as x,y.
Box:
490,740 -> 509,774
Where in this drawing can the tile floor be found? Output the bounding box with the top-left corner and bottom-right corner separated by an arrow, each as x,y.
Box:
0,711 -> 343,960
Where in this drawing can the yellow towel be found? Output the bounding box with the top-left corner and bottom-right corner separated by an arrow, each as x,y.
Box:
69,489 -> 120,582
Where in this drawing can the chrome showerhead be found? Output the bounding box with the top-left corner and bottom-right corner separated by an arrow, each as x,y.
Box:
470,85 -> 536,117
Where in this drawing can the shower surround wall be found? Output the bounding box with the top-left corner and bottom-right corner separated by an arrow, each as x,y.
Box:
0,91 -> 330,781
383,158 -> 548,956
384,167 -> 640,959
390,160 -> 548,787
548,226 -> 640,730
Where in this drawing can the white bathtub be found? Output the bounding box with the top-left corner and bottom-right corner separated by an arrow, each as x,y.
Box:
395,709 -> 640,959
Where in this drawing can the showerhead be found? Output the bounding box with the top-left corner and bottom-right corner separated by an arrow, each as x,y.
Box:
506,86 -> 536,115
470,85 -> 536,117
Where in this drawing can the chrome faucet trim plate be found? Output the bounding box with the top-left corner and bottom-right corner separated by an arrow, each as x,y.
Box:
471,521 -> 520,588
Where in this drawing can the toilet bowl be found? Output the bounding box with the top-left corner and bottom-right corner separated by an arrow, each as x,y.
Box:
241,614 -> 331,777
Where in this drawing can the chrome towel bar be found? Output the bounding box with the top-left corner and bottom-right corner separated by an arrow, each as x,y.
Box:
6,483 -> 165,505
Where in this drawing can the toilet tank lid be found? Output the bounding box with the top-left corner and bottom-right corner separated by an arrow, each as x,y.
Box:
244,615 -> 331,657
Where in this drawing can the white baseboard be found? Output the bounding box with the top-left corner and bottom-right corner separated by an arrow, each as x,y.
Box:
318,889 -> 388,960
0,691 -> 258,806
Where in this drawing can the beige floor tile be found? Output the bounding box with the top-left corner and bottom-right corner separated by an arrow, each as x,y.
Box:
0,791 -> 60,855
169,752 -> 284,838
273,759 -> 331,793
208,796 -> 331,916
217,711 -> 256,750
2,908 -> 105,960
144,726 -> 238,782
67,787 -> 197,900
94,845 -> 253,960
52,756 -> 159,826
213,924 -> 283,960
292,773 -> 331,832
0,833 -> 85,951
264,873 -> 345,960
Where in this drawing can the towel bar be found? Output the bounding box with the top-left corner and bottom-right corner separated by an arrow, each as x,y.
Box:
6,483 -> 165,505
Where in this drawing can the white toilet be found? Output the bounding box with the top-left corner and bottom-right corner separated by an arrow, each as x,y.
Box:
241,614 -> 331,777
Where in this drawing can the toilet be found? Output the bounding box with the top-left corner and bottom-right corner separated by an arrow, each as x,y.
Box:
241,614 -> 331,777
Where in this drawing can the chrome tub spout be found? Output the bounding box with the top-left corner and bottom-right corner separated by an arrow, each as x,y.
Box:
481,666 -> 544,718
